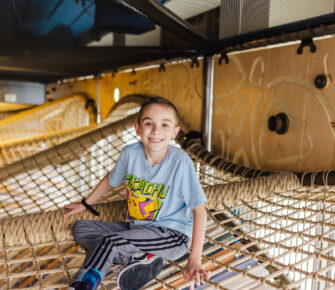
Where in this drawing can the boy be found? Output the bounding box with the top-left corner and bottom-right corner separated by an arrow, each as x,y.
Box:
64,97 -> 209,290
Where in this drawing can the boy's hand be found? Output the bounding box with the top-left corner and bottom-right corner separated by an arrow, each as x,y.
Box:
183,258 -> 210,289
63,202 -> 85,218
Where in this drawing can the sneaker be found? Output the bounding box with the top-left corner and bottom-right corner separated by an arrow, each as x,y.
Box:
117,253 -> 163,290
67,281 -> 87,290
67,269 -> 102,290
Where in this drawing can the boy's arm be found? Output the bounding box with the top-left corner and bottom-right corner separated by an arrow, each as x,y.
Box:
63,174 -> 112,218
183,203 -> 210,287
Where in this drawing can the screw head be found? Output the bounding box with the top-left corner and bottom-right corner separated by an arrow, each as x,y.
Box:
268,116 -> 277,131
315,74 -> 327,89
268,113 -> 289,135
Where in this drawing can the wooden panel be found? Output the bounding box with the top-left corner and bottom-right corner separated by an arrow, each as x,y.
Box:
47,60 -> 203,132
46,37 -> 335,172
303,38 -> 335,171
213,36 -> 335,171
100,61 -> 203,131
259,44 -> 308,172
46,78 -> 96,103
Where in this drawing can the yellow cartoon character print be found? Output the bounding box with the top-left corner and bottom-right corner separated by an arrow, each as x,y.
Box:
126,172 -> 169,221
127,189 -> 162,220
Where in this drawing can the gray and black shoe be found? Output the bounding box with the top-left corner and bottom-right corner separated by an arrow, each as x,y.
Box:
117,253 -> 163,290
67,281 -> 88,290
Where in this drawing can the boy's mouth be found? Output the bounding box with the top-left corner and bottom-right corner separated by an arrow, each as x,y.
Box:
149,138 -> 163,143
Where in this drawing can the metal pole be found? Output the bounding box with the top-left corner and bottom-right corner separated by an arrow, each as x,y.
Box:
202,56 -> 214,152
96,74 -> 101,124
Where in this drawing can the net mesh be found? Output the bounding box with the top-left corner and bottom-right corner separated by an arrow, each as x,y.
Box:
0,100 -> 334,289
0,95 -> 96,167
163,0 -> 221,21
161,0 -> 335,39
0,111 -> 18,121
0,94 -> 94,142
89,0 -> 335,51
0,102 -> 34,121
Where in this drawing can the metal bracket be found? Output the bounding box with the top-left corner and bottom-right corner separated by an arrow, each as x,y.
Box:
159,63 -> 166,72
112,68 -> 118,77
219,52 -> 229,64
297,38 -> 317,55
191,57 -> 199,68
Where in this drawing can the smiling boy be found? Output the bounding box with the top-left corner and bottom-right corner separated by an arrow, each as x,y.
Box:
64,97 -> 209,290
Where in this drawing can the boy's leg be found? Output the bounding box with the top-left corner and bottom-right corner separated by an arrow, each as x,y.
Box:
71,220 -> 131,282
93,225 -> 190,273
72,221 -> 189,288
118,226 -> 190,261
114,226 -> 190,289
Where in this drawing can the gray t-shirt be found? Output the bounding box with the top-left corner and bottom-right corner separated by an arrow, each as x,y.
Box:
108,142 -> 207,237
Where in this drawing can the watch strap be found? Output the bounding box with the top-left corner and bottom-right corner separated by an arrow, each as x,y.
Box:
81,198 -> 100,216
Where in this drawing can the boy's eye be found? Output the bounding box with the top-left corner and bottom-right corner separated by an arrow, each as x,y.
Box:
144,122 -> 151,126
162,123 -> 170,128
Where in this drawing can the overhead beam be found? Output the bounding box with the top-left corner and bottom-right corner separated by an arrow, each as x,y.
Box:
0,45 -> 199,82
122,0 -> 212,49
216,13 -> 335,54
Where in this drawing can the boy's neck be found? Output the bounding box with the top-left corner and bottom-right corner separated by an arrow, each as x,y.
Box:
143,146 -> 169,166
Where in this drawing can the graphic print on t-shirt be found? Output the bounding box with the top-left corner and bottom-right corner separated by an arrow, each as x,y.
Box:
126,172 -> 169,220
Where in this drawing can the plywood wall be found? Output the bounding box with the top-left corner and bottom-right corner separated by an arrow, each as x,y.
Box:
46,60 -> 203,132
213,36 -> 335,172
99,61 -> 203,131
47,35 -> 335,172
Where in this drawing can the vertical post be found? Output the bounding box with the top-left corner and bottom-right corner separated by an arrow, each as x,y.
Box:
202,56 -> 214,152
96,74 -> 101,124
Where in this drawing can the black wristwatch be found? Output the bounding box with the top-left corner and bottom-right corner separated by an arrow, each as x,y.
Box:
81,198 -> 100,216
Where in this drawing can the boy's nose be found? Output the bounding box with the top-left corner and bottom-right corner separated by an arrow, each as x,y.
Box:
151,125 -> 159,133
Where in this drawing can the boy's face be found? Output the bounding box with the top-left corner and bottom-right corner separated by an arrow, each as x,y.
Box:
134,104 -> 180,154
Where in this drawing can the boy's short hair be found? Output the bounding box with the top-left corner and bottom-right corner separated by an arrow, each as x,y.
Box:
138,97 -> 180,125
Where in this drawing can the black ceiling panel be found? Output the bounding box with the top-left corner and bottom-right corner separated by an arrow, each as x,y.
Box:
0,0 -> 335,82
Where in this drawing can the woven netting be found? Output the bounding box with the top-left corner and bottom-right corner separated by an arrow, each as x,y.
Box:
0,114 -> 334,289
0,95 -> 96,167
0,102 -> 34,121
0,112 -> 18,122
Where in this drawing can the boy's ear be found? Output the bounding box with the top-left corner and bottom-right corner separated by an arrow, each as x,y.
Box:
134,122 -> 140,136
172,126 -> 180,139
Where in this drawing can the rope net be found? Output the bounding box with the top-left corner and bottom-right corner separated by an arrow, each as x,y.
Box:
0,109 -> 334,289
0,102 -> 34,124
0,95 -> 96,167
0,112 -> 19,122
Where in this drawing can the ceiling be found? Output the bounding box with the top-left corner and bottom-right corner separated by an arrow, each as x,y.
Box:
0,0 -> 199,83
1,0 -> 335,83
